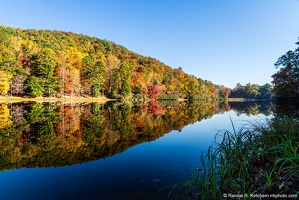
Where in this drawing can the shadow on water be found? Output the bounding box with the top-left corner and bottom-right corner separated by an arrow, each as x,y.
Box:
272,98 -> 299,118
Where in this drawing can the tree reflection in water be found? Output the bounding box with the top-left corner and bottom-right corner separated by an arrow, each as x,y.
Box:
0,100 -> 273,171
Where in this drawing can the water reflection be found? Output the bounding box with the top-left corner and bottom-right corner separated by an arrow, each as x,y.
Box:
272,98 -> 299,118
0,101 -> 273,171
228,101 -> 274,116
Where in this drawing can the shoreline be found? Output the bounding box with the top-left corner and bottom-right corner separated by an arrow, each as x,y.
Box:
227,97 -> 272,102
0,96 -> 274,103
0,96 -> 113,103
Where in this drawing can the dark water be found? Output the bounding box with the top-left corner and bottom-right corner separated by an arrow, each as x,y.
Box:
0,101 -> 273,200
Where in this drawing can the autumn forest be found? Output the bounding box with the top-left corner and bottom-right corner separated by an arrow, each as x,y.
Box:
0,25 -> 277,101
0,25 -> 218,100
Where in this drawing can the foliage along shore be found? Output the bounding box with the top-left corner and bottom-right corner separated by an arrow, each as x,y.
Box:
0,25 -> 232,102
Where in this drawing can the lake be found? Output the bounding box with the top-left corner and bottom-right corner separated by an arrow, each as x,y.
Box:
0,101 -> 273,200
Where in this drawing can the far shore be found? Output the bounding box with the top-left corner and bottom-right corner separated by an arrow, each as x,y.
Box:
0,96 -> 273,104
0,96 -> 114,103
228,97 -> 272,102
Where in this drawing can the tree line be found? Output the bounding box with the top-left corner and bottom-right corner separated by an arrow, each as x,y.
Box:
229,83 -> 272,99
0,25 -> 230,100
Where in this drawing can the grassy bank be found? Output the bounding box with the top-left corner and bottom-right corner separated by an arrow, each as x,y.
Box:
177,117 -> 299,199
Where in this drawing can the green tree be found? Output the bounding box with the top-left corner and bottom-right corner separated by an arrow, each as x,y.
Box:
31,48 -> 56,77
118,61 -> 133,96
82,54 -> 107,97
272,39 -> 299,98
123,80 -> 132,96
27,76 -> 43,97
30,48 -> 58,96
106,54 -> 120,97
91,60 -> 107,97
259,83 -> 272,98
244,83 -> 260,98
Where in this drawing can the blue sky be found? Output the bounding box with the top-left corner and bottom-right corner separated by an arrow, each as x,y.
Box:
1,0 -> 299,88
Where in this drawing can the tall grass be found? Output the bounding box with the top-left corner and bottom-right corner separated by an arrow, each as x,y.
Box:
176,117 -> 299,199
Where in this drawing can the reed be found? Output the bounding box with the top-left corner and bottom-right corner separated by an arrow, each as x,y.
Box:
176,117 -> 299,199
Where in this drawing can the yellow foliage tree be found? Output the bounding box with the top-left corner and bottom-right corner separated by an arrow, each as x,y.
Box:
66,47 -> 85,70
56,48 -> 86,97
21,40 -> 40,54
9,36 -> 22,55
0,70 -> 12,95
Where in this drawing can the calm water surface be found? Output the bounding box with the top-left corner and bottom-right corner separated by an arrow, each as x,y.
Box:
0,101 -> 272,200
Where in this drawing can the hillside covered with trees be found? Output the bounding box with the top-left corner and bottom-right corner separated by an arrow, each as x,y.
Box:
0,25 -> 231,101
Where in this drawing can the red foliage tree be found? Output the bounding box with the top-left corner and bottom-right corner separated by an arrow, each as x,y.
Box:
55,66 -> 73,96
148,85 -> 163,99
18,54 -> 32,73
